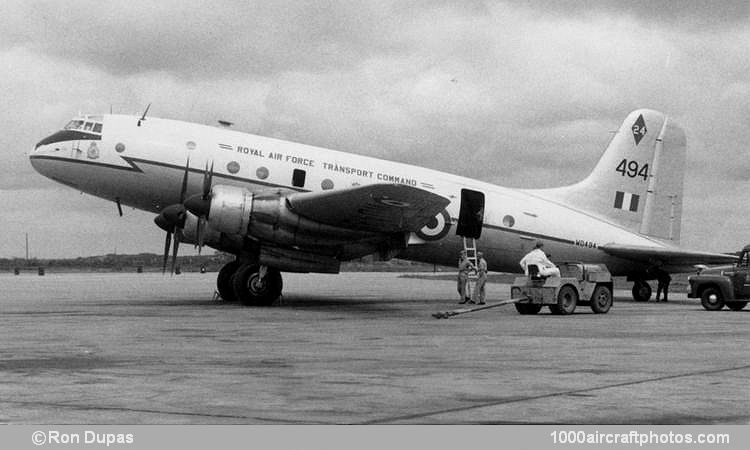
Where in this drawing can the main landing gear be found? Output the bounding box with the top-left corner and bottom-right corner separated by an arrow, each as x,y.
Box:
216,261 -> 283,306
631,279 -> 652,302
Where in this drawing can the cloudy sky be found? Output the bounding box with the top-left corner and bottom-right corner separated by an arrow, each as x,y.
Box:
1,0 -> 749,258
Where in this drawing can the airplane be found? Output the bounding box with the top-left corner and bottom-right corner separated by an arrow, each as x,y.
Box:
29,108 -> 736,306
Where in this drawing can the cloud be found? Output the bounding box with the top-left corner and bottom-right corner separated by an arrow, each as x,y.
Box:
2,1 -> 750,255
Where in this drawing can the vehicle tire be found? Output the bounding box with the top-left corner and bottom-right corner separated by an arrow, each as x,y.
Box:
550,284 -> 578,315
233,265 -> 283,306
216,260 -> 241,301
632,281 -> 652,302
700,287 -> 725,311
726,301 -> 747,311
590,285 -> 613,314
515,303 -> 542,315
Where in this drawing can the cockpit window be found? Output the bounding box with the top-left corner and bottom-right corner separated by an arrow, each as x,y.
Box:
63,118 -> 102,135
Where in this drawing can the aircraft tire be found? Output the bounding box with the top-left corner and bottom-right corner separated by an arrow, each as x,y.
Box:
515,303 -> 542,315
700,287 -> 725,311
631,281 -> 652,302
550,284 -> 578,315
233,264 -> 283,306
216,260 -> 241,301
590,285 -> 613,314
727,301 -> 747,311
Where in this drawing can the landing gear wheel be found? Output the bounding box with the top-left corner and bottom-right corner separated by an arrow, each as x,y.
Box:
515,303 -> 542,315
700,287 -> 725,311
232,264 -> 283,306
216,260 -> 241,301
590,285 -> 613,314
550,285 -> 578,315
632,281 -> 652,302
727,301 -> 747,311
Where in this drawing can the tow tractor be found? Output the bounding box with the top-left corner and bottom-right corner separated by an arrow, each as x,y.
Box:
511,262 -> 613,315
433,262 -> 613,319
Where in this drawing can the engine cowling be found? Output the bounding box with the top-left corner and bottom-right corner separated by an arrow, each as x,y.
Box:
202,185 -> 377,248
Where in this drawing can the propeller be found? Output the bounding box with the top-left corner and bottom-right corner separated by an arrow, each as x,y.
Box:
186,161 -> 214,253
153,157 -> 190,274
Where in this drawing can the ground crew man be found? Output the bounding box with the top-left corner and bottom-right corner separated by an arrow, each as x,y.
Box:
655,268 -> 671,302
472,252 -> 488,305
519,241 -> 561,277
457,250 -> 473,304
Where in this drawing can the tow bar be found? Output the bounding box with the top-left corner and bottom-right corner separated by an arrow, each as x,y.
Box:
432,297 -> 527,319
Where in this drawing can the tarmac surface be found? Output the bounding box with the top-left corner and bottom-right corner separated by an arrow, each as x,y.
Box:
1,272 -> 748,424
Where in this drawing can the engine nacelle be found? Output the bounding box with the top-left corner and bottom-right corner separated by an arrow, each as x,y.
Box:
204,185 -> 254,236
206,185 -> 377,248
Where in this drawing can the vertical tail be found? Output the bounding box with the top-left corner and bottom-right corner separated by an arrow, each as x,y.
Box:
535,109 -> 686,242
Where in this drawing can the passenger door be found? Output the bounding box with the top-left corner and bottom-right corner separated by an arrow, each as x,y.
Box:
456,189 -> 485,239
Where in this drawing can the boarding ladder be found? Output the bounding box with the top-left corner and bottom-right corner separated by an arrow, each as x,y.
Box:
462,237 -> 479,298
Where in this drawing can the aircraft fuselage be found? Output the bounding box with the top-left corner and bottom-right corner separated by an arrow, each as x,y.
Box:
31,114 -> 673,276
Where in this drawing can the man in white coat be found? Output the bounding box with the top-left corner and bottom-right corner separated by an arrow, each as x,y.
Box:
519,241 -> 561,277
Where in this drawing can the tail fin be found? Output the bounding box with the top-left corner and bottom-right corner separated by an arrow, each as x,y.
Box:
535,109 -> 686,242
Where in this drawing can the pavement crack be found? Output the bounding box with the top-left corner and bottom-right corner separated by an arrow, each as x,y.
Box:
359,364 -> 750,424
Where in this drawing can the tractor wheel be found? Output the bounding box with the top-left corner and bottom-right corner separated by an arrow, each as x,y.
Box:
590,285 -> 613,314
550,285 -> 578,315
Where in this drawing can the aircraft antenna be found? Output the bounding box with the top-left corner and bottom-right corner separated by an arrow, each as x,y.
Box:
137,103 -> 151,127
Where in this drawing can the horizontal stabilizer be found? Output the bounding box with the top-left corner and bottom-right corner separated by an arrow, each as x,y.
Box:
600,244 -> 737,266
287,183 -> 450,233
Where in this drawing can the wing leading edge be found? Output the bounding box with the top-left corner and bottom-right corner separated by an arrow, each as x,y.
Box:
287,183 -> 450,233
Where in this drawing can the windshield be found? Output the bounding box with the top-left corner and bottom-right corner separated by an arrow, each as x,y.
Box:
64,117 -> 103,134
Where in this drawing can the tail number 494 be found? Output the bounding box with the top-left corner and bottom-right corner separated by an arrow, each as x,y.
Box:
615,159 -> 649,180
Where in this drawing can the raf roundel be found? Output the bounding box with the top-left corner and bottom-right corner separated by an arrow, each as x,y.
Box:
416,210 -> 452,241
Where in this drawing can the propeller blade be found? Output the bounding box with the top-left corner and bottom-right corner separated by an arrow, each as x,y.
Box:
162,231 -> 172,274
202,161 -> 214,199
179,157 -> 190,203
196,217 -> 202,252
171,231 -> 181,275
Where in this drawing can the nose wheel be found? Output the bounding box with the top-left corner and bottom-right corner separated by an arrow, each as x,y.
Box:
232,264 -> 283,306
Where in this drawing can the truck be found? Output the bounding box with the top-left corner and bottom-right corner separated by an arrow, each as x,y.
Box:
510,262 -> 613,315
688,245 -> 749,311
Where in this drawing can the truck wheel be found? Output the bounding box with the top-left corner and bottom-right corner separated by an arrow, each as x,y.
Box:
515,303 -> 542,315
700,287 -> 725,311
632,281 -> 652,302
727,301 -> 747,311
550,285 -> 578,315
590,285 -> 613,314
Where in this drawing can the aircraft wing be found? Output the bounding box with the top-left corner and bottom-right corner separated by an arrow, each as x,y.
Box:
287,183 -> 450,233
600,244 -> 737,266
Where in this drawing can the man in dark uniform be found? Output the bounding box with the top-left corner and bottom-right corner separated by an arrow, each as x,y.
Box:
655,268 -> 672,302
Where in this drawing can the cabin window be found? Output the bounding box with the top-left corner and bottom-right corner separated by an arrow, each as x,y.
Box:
227,161 -> 240,174
503,215 -> 515,227
256,166 -> 269,179
292,169 -> 306,188
321,179 -> 334,190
